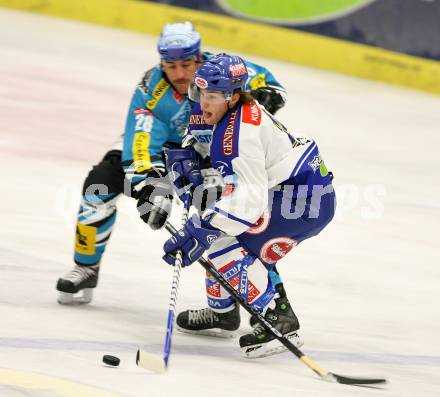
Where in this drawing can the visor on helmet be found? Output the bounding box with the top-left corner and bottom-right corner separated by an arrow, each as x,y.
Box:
188,82 -> 232,104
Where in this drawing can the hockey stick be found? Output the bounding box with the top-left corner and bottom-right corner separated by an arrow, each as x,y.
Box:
136,193 -> 192,373
156,221 -> 387,386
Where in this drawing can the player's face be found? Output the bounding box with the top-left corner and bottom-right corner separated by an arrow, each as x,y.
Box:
162,57 -> 199,95
200,92 -> 239,124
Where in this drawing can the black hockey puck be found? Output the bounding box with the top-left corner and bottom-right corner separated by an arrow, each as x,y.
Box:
102,355 -> 120,366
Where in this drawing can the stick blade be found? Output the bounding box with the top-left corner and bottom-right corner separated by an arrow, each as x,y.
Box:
136,349 -> 166,373
328,372 -> 387,385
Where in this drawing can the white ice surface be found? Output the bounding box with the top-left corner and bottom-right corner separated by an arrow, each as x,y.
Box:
1,8 -> 440,397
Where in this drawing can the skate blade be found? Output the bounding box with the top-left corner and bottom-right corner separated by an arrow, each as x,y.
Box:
241,331 -> 304,359
177,326 -> 237,338
57,289 -> 93,305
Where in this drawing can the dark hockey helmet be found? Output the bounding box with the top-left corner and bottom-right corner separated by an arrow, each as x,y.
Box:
157,22 -> 201,61
188,53 -> 248,102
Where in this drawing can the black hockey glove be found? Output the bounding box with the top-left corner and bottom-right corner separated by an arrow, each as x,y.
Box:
136,169 -> 173,230
251,87 -> 286,115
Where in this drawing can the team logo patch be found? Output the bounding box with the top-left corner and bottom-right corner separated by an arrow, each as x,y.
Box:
260,237 -> 298,264
195,76 -> 208,89
308,153 -> 329,176
246,209 -> 270,235
242,102 -> 261,126
308,154 -> 321,172
229,62 -> 247,77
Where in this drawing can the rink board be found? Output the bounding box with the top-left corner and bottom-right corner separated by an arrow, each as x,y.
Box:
1,0 -> 440,95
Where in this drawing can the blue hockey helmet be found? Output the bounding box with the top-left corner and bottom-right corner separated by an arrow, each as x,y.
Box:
188,53 -> 248,102
157,22 -> 201,61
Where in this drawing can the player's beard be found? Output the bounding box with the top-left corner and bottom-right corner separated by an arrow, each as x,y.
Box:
171,78 -> 190,95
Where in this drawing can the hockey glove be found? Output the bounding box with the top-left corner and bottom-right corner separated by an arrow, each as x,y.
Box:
165,147 -> 203,201
136,169 -> 173,230
163,215 -> 222,267
251,87 -> 286,115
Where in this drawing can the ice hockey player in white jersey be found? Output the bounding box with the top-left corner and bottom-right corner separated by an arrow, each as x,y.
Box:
163,53 -> 336,358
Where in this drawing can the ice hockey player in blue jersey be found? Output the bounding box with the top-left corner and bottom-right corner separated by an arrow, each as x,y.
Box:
56,23 -> 287,305
163,54 -> 336,358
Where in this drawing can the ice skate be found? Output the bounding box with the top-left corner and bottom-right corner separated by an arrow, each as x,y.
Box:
56,264 -> 99,305
240,293 -> 303,359
176,305 -> 240,338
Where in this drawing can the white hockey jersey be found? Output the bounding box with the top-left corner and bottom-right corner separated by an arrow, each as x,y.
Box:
187,101 -> 332,236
